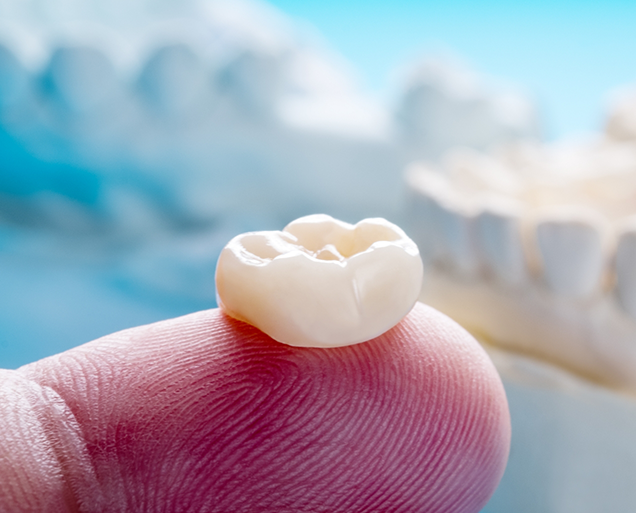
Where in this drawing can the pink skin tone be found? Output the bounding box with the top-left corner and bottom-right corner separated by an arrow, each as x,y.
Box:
0,302 -> 510,512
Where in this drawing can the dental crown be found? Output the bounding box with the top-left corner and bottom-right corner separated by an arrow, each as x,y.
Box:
215,214 -> 424,347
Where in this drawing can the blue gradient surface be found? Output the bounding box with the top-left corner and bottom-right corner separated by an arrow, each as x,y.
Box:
269,0 -> 636,138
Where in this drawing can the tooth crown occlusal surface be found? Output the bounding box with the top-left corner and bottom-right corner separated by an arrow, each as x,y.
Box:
216,214 -> 424,347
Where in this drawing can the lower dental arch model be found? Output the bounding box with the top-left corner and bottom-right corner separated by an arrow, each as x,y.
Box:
406,130 -> 636,393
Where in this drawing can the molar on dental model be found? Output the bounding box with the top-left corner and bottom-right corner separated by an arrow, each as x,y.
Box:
138,43 -> 207,117
535,207 -> 606,299
615,219 -> 636,320
475,198 -> 527,286
406,138 -> 636,391
215,214 -> 424,348
406,166 -> 480,276
606,88 -> 636,142
43,45 -> 118,115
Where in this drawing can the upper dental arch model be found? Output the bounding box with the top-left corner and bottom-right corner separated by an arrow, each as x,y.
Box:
406,115 -> 636,393
0,0 -> 539,235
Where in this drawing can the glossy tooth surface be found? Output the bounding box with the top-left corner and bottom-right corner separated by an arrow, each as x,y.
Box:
215,214 -> 423,347
615,222 -> 636,319
475,196 -> 527,286
535,209 -> 606,298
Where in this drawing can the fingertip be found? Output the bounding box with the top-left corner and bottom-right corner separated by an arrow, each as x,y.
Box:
17,304 -> 510,512
0,369 -> 103,512
385,302 -> 511,510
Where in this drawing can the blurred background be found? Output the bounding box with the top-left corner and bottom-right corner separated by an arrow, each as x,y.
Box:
2,1 -> 636,511
0,0 -> 545,369
271,0 -> 636,139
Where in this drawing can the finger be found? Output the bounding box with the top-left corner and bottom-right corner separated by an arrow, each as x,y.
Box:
0,369 -> 103,512
6,302 -> 509,512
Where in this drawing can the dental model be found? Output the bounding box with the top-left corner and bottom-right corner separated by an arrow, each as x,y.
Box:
0,0 -> 539,235
406,134 -> 636,393
0,0 -> 398,230
396,59 -> 539,161
216,214 -> 424,347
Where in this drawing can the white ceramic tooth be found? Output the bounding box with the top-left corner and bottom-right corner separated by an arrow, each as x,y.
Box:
535,208 -> 606,298
43,45 -> 117,114
138,43 -> 205,117
215,214 -> 423,348
615,221 -> 636,320
475,195 -> 527,286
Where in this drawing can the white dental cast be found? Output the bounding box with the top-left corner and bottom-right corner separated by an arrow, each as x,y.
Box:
406,137 -> 636,392
215,214 -> 423,347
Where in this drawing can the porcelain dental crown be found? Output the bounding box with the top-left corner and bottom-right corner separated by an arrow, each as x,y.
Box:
215,214 -> 423,347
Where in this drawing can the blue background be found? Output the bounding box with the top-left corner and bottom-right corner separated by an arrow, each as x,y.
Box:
269,0 -> 636,139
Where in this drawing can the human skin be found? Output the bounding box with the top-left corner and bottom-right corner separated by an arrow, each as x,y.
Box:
0,302 -> 510,512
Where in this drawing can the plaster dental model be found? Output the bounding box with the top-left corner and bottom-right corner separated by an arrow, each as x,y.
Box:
0,0 -> 397,229
0,0 -> 539,234
396,58 -> 539,161
407,136 -> 636,393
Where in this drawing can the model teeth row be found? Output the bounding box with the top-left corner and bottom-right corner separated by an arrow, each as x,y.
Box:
406,141 -> 636,316
406,137 -> 636,391
0,40 -> 282,119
